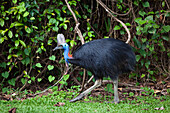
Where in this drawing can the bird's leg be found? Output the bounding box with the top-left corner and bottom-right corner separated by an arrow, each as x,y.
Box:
70,79 -> 102,102
64,62 -> 69,75
113,78 -> 119,104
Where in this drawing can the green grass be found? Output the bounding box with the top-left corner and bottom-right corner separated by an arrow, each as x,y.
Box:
0,94 -> 169,113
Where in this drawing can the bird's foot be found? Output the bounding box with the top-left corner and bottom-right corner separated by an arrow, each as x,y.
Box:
114,101 -> 120,104
114,99 -> 120,104
69,94 -> 85,102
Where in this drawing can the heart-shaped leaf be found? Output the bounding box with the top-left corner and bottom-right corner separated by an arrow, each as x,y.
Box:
48,75 -> 55,82
49,55 -> 56,61
36,63 -> 42,68
2,71 -> 9,78
47,65 -> 54,71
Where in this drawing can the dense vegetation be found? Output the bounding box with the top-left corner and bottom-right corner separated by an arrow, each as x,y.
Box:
0,0 -> 169,96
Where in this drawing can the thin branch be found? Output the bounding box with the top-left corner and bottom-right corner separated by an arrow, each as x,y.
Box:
107,1 -> 132,16
165,0 -> 170,9
84,75 -> 94,88
96,0 -> 131,44
64,0 -> 86,91
64,0 -> 84,44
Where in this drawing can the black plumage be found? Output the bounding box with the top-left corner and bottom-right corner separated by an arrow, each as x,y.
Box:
68,38 -> 136,80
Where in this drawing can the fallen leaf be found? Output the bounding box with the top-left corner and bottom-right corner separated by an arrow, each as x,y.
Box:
154,107 -> 159,110
167,85 -> 170,88
118,88 -> 123,91
154,90 -> 161,94
154,106 -> 165,110
160,106 -> 165,110
8,108 -> 16,113
54,102 -> 65,107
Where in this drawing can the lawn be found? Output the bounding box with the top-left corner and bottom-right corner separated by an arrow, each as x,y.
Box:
0,92 -> 169,113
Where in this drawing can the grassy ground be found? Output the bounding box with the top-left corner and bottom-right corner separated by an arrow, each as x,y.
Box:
0,93 -> 169,113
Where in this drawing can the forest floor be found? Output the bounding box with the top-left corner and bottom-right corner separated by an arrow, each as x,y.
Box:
0,94 -> 169,113
0,79 -> 170,113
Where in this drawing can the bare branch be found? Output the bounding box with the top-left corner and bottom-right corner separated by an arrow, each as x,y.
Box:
64,0 -> 84,44
96,0 -> 131,44
64,0 -> 86,91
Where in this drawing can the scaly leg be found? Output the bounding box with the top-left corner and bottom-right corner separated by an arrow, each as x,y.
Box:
64,62 -> 69,75
70,79 -> 102,102
113,78 -> 119,104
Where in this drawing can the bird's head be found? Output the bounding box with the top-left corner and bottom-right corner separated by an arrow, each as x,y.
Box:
53,34 -> 72,65
53,43 -> 69,51
53,34 -> 69,51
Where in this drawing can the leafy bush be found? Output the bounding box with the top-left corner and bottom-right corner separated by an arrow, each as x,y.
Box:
0,0 -> 169,93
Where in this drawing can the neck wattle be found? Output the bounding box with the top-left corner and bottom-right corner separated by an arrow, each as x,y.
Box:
64,47 -> 72,63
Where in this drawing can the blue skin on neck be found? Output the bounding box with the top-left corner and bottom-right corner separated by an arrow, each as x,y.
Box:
62,43 -> 71,64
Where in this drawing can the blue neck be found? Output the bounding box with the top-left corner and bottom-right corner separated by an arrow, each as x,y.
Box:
64,45 -> 71,63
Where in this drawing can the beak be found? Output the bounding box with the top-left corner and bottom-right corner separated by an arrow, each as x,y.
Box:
53,45 -> 63,51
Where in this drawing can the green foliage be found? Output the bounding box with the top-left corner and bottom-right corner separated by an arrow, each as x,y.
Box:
131,1 -> 169,80
59,74 -> 70,88
104,83 -> 114,94
141,87 -> 155,95
0,0 -> 78,92
48,75 -> 55,82
0,0 -> 169,94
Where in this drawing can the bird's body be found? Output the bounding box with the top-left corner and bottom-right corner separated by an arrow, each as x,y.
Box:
53,34 -> 136,103
68,38 -> 135,80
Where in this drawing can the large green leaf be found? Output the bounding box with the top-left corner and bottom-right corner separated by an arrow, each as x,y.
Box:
63,74 -> 70,81
24,48 -> 30,55
19,40 -> 26,47
0,19 -> 4,27
136,55 -> 141,62
21,57 -> 30,65
49,18 -> 56,25
142,2 -> 150,7
49,55 -> 56,61
14,22 -> 24,26
48,75 -> 55,82
47,65 -> 54,71
114,25 -> 121,30
8,78 -> 16,86
145,61 -> 150,69
8,30 -> 13,38
25,26 -> 31,33
23,11 -> 29,17
15,40 -> 19,47
2,71 -> 9,78
36,63 -> 43,68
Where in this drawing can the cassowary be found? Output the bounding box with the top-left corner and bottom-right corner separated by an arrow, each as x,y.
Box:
53,34 -> 136,103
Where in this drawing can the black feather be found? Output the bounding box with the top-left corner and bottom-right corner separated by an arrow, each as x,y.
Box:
68,38 -> 136,80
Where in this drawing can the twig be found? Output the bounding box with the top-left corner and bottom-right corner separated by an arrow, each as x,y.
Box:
96,0 -> 131,44
165,0 -> 170,9
84,75 -> 94,88
64,0 -> 84,44
64,0 -> 87,91
105,1 -> 132,16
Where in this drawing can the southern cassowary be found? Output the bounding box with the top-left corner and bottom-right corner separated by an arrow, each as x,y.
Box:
53,34 -> 136,103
